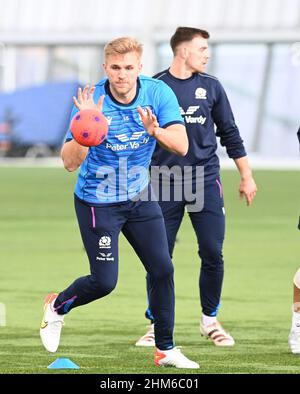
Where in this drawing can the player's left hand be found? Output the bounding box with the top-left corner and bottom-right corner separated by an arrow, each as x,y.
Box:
137,106 -> 160,136
239,176 -> 257,206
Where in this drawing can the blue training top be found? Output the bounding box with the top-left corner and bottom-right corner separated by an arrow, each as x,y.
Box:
65,75 -> 184,204
151,69 -> 247,180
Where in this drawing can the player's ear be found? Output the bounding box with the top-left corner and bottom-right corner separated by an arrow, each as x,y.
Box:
138,63 -> 143,72
103,63 -> 107,73
182,46 -> 188,59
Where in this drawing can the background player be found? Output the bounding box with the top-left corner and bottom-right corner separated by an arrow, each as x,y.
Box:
288,127 -> 300,354
289,268 -> 300,353
136,27 -> 257,347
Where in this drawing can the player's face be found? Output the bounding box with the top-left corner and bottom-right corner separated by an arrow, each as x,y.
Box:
185,36 -> 210,73
103,52 -> 142,103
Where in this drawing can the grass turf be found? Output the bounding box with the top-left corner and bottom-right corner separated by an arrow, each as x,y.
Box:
0,167 -> 299,374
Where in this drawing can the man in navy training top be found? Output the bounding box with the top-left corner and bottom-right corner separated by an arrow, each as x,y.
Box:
136,27 -> 258,347
39,36 -> 199,369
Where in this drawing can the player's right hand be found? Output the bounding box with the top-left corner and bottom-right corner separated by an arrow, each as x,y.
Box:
73,85 -> 105,113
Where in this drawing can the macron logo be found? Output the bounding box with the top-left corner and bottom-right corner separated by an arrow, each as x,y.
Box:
106,116 -> 112,125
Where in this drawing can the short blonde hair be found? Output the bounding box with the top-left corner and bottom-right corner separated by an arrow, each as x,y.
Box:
104,37 -> 143,59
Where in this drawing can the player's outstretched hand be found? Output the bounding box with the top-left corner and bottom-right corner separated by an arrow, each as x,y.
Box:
137,106 -> 160,136
239,176 -> 257,206
73,85 -> 105,112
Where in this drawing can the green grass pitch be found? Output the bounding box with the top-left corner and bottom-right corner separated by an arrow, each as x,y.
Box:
0,167 -> 299,374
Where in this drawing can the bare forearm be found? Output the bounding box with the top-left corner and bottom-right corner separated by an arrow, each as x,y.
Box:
61,140 -> 88,172
234,156 -> 257,205
234,156 -> 253,180
137,107 -> 188,156
155,125 -> 188,156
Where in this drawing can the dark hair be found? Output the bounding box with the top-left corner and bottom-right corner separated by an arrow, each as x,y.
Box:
170,27 -> 210,54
